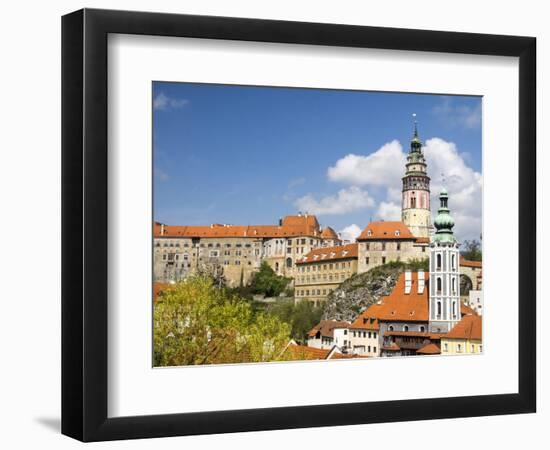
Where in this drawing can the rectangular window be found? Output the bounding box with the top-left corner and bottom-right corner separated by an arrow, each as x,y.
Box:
382,257 -> 386,264
397,242 -> 401,251
365,257 -> 370,265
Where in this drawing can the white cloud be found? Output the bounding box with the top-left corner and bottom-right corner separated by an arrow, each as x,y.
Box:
433,97 -> 481,129
423,137 -> 482,242
338,224 -> 362,242
376,201 -> 401,221
294,186 -> 374,216
287,177 -> 306,189
327,140 -> 406,186
153,92 -> 189,111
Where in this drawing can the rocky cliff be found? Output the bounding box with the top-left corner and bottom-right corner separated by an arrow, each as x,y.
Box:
321,260 -> 427,322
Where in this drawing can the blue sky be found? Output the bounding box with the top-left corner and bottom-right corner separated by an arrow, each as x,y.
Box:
153,82 -> 482,242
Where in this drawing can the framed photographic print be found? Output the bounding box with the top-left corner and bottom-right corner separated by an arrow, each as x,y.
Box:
62,8 -> 536,442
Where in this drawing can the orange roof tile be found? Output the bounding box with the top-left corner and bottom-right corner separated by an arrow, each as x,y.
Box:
375,272 -> 429,322
357,221 -> 415,241
382,342 -> 401,351
320,226 -> 339,240
417,343 -> 441,354
283,343 -> 331,360
445,315 -> 482,340
308,320 -> 350,338
460,303 -> 478,317
153,282 -> 171,302
350,304 -> 383,330
297,243 -> 358,265
459,256 -> 482,268
154,215 -> 322,239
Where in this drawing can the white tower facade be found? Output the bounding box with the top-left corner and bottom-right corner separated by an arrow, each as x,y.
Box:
429,189 -> 461,333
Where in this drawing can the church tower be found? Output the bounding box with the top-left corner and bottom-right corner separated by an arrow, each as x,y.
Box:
429,188 -> 461,333
401,119 -> 432,238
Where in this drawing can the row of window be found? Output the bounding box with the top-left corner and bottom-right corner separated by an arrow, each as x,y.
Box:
364,242 -> 401,251
298,261 -> 352,272
296,288 -> 335,297
443,343 -> 482,353
296,272 -> 349,284
351,331 -> 377,339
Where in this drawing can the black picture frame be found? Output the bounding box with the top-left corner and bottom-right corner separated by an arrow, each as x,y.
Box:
62,8 -> 536,442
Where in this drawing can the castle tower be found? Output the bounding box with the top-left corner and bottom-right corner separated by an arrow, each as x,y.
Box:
429,188 -> 461,333
401,119 -> 432,238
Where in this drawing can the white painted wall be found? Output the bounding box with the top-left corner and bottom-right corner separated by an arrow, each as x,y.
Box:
0,1 -> 545,449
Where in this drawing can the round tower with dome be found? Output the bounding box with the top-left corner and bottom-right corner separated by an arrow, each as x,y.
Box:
401,118 -> 432,238
429,188 -> 461,333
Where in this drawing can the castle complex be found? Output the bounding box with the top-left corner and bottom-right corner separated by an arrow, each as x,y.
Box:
154,123 -> 482,307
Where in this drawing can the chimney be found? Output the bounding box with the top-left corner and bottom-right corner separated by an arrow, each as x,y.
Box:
417,270 -> 425,294
404,270 -> 412,294
160,223 -> 165,235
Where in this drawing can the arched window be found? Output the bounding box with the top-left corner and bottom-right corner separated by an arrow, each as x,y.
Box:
452,278 -> 456,295
451,254 -> 456,270
286,257 -> 292,268
436,254 -> 442,270
411,196 -> 416,208
452,301 -> 457,318
388,325 -> 394,331
437,301 -> 442,317
403,325 -> 409,332
437,277 -> 442,294
275,262 -> 279,272
420,326 -> 425,332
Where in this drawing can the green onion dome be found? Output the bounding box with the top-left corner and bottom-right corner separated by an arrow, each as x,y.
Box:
433,188 -> 457,244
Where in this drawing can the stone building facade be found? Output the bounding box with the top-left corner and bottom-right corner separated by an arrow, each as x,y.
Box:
294,243 -> 358,305
153,214 -> 341,287
356,221 -> 429,274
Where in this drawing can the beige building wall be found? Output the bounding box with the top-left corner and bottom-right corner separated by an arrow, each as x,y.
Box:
441,338 -> 482,355
295,258 -> 358,305
357,239 -> 428,274
349,329 -> 380,356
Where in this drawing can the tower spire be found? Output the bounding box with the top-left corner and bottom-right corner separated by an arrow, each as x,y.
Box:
410,113 -> 422,153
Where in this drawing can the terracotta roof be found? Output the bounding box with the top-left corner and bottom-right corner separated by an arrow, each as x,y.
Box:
350,304 -> 382,330
415,237 -> 431,244
375,272 -> 429,322
445,314 -> 482,340
297,243 -> 358,265
308,320 -> 350,338
283,343 -> 331,360
417,343 -> 441,354
460,303 -> 478,317
357,221 -> 416,241
320,226 -> 339,240
382,342 -> 401,351
459,256 -> 482,268
153,282 -> 171,302
154,214 -> 321,238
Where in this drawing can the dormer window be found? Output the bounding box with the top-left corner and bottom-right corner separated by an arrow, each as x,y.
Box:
367,230 -> 372,236
395,230 -> 400,236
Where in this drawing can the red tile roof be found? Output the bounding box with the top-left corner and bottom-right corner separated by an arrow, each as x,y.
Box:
283,343 -> 331,360
154,214 -> 321,238
459,256 -> 482,268
320,226 -> 339,240
445,314 -> 482,340
297,243 -> 358,265
153,282 -> 171,302
308,320 -> 350,338
350,304 -> 382,330
417,343 -> 441,354
357,221 -> 416,241
375,272 -> 429,322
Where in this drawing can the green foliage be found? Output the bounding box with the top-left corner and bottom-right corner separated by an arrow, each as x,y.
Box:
461,239 -> 482,261
267,299 -> 324,343
248,261 -> 291,297
154,276 -> 291,366
368,257 -> 429,276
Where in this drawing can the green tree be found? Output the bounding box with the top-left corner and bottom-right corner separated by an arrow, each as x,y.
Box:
248,261 -> 291,297
153,276 -> 291,366
461,239 -> 482,261
267,299 -> 324,343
